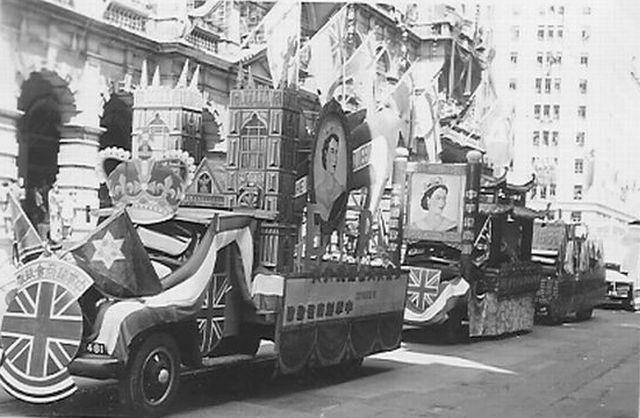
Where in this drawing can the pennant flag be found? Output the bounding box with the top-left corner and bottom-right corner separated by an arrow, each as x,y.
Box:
324,32 -> 379,107
438,41 -> 482,103
8,193 -> 44,264
472,216 -> 492,266
69,209 -> 162,298
262,0 -> 301,89
301,6 -> 347,102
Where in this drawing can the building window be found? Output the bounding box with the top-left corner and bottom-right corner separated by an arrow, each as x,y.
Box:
579,79 -> 587,94
571,211 -> 582,222
239,114 -> 267,169
555,52 -> 562,65
581,27 -> 590,41
553,105 -> 560,120
509,79 -> 517,90
552,131 -> 559,146
534,104 -> 541,119
578,105 -> 587,118
533,131 -> 540,146
535,78 -> 542,94
536,52 -> 544,66
543,131 -> 549,146
543,104 -> 550,119
540,185 -> 547,199
580,54 -> 589,66
583,6 -> 591,15
575,158 -> 584,173
511,26 -> 520,40
537,26 -> 545,40
554,78 -> 561,92
576,131 -> 585,146
550,183 -> 557,196
573,185 -> 583,200
559,5 -> 565,14
547,26 -> 554,39
557,27 -> 564,38
545,78 -> 551,94
510,52 -> 518,64
196,172 -> 213,194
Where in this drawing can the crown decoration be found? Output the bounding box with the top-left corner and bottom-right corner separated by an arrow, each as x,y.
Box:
424,177 -> 446,192
98,146 -> 196,224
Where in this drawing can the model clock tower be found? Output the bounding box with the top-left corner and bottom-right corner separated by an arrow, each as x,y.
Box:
224,86 -> 300,272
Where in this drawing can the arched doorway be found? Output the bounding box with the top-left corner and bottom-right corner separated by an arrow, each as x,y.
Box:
17,71 -> 75,231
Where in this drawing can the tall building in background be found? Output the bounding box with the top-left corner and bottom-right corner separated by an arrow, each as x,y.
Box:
487,2 -> 640,245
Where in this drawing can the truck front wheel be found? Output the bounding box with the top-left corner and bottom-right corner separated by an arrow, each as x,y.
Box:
120,333 -> 181,416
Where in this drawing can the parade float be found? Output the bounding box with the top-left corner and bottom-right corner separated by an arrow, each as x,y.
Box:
401,159 -> 544,340
601,221 -> 640,311
531,221 -> 606,323
0,86 -> 408,415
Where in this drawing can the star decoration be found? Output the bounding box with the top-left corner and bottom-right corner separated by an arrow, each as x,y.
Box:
90,231 -> 125,270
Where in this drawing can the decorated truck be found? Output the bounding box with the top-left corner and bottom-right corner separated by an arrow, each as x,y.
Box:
400,157 -> 543,341
602,221 -> 640,311
0,88 -> 408,415
532,221 -> 606,323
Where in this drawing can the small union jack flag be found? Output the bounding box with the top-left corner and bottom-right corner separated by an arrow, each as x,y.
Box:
0,280 -> 83,403
197,274 -> 231,355
406,267 -> 441,314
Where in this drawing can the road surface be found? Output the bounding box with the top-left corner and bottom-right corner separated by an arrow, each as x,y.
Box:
0,308 -> 637,417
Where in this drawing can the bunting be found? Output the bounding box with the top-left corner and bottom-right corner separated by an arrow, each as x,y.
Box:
301,6 -> 347,102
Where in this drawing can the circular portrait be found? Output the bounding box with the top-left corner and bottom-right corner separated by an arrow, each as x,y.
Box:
312,115 -> 348,223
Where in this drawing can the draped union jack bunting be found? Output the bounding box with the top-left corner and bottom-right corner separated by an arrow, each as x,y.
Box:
197,273 -> 231,354
0,280 -> 84,403
406,267 -> 441,314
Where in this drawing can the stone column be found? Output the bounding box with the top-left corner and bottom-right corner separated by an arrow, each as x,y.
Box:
58,61 -> 107,240
58,125 -> 103,239
0,29 -> 21,255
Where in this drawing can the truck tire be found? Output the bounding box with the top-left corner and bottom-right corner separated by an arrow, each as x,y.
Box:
444,309 -> 466,344
576,308 -> 593,321
545,305 -> 563,325
120,333 -> 181,416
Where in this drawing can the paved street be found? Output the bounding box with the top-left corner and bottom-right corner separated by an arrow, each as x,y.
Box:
0,308 -> 637,418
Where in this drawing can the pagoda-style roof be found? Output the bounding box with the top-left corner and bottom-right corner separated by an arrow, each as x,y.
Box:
479,203 -> 546,219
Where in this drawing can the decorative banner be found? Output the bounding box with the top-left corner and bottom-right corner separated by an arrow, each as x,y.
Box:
403,266 -> 469,325
277,269 -> 408,374
0,259 -> 92,403
282,272 -> 406,328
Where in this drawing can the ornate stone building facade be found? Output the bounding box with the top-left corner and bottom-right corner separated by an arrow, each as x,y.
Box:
0,0 -> 477,253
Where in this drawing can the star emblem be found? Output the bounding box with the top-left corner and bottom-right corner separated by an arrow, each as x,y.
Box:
90,231 -> 125,270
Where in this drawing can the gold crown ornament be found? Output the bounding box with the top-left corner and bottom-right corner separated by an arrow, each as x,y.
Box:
98,146 -> 195,224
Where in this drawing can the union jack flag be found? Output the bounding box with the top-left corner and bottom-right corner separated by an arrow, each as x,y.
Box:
197,274 -> 231,355
405,267 -> 441,314
0,280 -> 83,403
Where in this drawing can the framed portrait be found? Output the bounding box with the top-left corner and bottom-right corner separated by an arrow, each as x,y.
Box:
309,101 -> 350,232
405,163 -> 467,243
